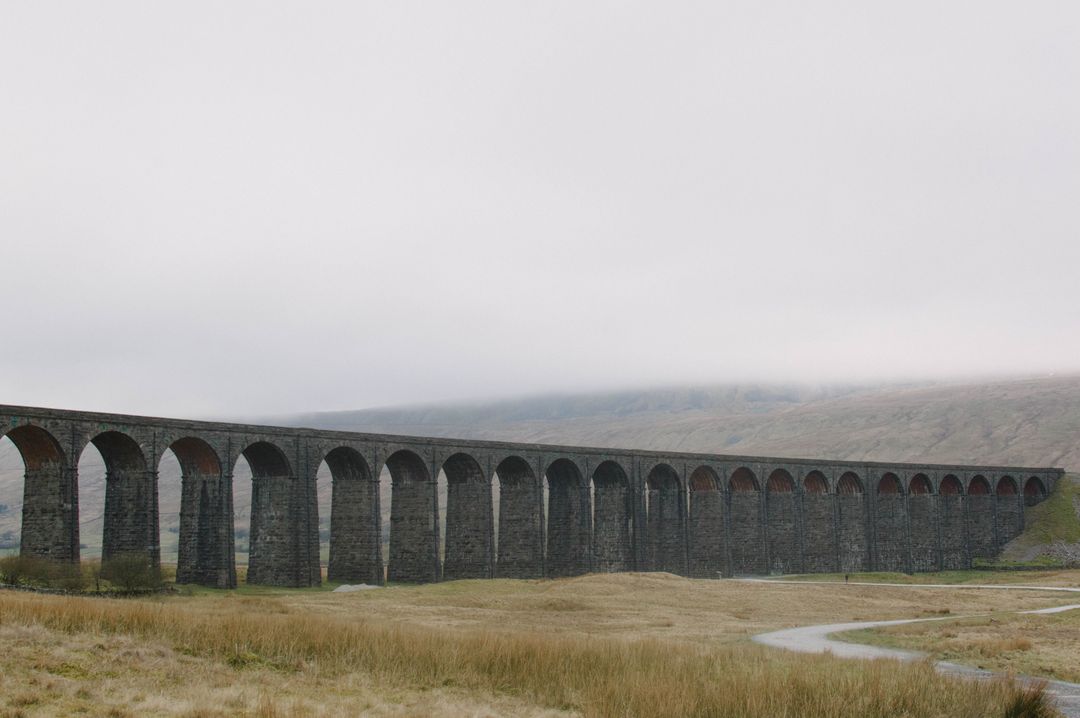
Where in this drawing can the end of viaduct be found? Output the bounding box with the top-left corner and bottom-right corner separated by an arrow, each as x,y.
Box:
1,404 -> 1063,588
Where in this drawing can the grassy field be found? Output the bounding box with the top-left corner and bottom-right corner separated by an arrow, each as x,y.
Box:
844,605 -> 1080,685
780,569 -> 1080,587
3,572 -> 1078,717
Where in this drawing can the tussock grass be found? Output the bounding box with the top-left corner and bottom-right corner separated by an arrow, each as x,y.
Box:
0,591 -> 1055,717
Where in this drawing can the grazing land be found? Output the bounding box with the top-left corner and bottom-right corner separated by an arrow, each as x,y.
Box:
2,572 -> 1077,717
844,602 -> 1080,685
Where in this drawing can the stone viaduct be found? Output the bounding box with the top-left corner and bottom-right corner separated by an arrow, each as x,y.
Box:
1,404 -> 1063,588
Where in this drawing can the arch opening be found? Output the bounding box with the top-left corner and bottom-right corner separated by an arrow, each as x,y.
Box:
940,474 -> 963,495
1024,477 -> 1047,506
766,469 -> 795,493
836,472 -> 863,495
730,467 -> 758,493
877,473 -> 902,495
968,475 -> 991,496
689,466 -> 719,492
803,470 -> 827,494
909,474 -> 932,495
168,436 -> 229,587
996,476 -> 1018,496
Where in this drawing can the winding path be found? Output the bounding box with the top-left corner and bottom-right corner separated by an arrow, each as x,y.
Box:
746,580 -> 1080,717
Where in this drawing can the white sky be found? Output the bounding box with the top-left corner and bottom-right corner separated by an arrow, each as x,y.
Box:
1,2 -> 1078,418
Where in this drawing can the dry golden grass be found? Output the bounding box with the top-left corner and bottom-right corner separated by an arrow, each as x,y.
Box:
5,572 -> 1080,716
847,606 -> 1080,684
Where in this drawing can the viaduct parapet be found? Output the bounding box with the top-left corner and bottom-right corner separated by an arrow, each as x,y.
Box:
1,404 -> 1063,588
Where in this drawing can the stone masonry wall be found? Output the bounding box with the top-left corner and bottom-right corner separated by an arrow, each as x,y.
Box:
687,490 -> 724,577
908,496 -> 938,572
766,492 -> 798,574
729,492 -> 764,575
800,494 -> 835,573
940,495 -> 966,569
873,495 -> 908,572
495,466 -> 543,578
837,495 -> 869,572
966,495 -> 996,560
593,480 -> 632,572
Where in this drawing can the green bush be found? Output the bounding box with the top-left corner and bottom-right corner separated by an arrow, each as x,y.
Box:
0,555 -> 86,590
100,553 -> 162,591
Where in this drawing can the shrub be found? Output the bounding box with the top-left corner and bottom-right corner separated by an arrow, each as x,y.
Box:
99,554 -> 162,591
0,555 -> 86,590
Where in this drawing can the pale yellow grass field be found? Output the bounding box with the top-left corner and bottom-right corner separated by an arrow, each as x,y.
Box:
3,572 -> 1077,717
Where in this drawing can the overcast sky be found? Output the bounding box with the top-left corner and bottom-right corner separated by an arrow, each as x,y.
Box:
1,2 -> 1078,418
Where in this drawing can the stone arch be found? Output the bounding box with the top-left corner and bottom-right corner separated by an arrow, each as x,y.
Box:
88,431 -> 156,568
968,475 -> 991,495
940,474 -> 963,495
592,460 -> 632,573
441,452 -> 493,580
728,466 -> 764,575
3,424 -> 76,562
325,446 -> 381,585
729,467 -> 759,493
803,470 -> 828,494
836,471 -> 867,572
645,463 -> 683,574
996,476 -> 1018,495
836,472 -> 863,495
170,436 -> 231,587
545,458 -> 589,577
877,473 -> 902,495
909,474 -> 932,495
765,469 -> 797,574
687,466 -> 723,578
689,465 -> 720,492
386,449 -> 437,583
241,440 -> 299,586
1024,477 -> 1047,506
495,456 -> 542,578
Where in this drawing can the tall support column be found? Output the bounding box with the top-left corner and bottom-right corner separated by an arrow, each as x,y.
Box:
494,457 -> 543,578
443,453 -> 494,580
20,461 -> 79,563
102,467 -> 160,568
177,468 -> 235,587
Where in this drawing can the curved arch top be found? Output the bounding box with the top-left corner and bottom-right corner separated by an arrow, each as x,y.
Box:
645,463 -> 680,490
969,475 -> 991,495
877,473 -> 902,495
167,436 -> 222,476
89,430 -> 147,473
836,472 -> 863,495
729,466 -> 759,492
2,424 -> 67,469
322,445 -> 372,482
940,474 -> 963,495
689,465 -> 720,492
803,470 -> 828,494
766,469 -> 795,493
909,473 -> 932,495
996,476 -> 1018,495
240,440 -> 292,478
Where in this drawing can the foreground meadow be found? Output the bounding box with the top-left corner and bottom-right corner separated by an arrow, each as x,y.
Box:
2,572 -> 1077,717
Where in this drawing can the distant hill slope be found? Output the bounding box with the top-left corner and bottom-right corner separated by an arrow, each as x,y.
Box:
284,375 -> 1080,470
2,374 -> 1078,561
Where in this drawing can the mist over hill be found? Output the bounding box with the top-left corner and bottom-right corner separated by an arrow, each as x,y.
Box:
281,375 -> 1080,470
2,374 -> 1078,560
